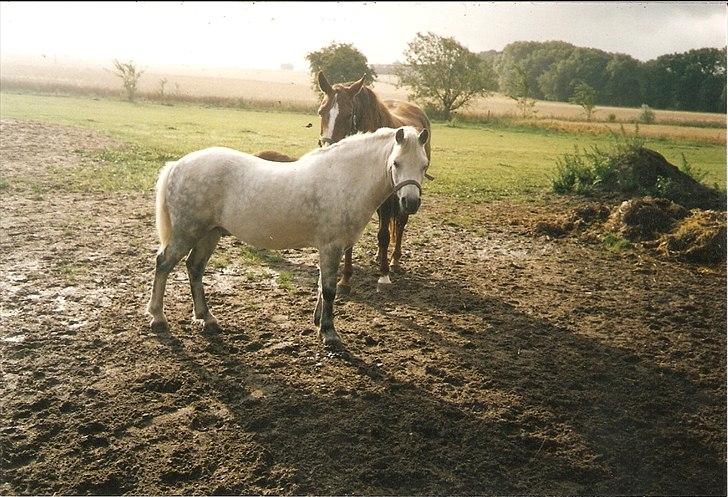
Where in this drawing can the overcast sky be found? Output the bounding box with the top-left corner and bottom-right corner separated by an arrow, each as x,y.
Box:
0,2 -> 725,70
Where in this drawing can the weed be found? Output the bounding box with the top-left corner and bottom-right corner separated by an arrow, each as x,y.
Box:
602,232 -> 631,252
276,271 -> 295,292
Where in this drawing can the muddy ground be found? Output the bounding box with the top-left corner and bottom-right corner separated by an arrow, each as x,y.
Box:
1,119 -> 726,495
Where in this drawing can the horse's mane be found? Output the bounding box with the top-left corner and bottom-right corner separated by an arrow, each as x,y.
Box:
355,86 -> 397,130
297,127 -> 395,162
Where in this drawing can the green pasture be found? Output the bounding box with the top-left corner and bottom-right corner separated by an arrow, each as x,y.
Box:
1,92 -> 725,202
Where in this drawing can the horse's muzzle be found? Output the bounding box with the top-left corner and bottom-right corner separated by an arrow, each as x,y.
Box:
399,195 -> 421,215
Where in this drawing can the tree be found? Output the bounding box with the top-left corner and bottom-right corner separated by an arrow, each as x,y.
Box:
570,81 -> 597,121
396,32 -> 497,120
111,59 -> 144,102
603,54 -> 645,107
506,63 -> 538,119
539,48 -> 611,103
305,43 -> 376,91
495,40 -> 576,100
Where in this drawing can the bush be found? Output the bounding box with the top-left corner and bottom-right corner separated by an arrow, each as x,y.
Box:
552,145 -> 597,194
607,113 -> 616,122
637,104 -> 655,124
551,126 -> 724,209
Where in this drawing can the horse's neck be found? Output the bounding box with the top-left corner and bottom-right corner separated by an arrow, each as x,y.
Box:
357,88 -> 397,132
311,133 -> 393,212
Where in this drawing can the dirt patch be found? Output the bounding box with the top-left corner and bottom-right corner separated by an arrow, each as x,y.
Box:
1,119 -> 725,495
0,118 -> 121,186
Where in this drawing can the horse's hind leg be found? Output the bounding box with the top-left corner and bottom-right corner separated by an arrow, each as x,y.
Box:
147,236 -> 194,332
186,228 -> 222,333
391,213 -> 409,271
336,247 -> 353,296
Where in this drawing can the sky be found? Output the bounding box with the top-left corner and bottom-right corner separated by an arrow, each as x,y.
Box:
0,2 -> 725,70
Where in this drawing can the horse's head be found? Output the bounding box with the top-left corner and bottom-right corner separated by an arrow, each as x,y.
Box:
316,71 -> 366,147
388,127 -> 430,215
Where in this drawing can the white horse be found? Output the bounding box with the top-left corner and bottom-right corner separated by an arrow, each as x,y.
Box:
146,126 -> 430,347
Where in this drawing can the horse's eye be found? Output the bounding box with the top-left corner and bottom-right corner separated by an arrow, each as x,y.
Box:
393,161 -> 400,168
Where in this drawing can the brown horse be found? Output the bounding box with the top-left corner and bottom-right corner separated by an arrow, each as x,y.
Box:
316,71 -> 431,293
256,150 -> 296,162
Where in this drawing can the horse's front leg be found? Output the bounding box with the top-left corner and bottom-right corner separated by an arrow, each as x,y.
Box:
390,213 -> 409,271
336,247 -> 353,296
315,244 -> 344,347
377,207 -> 393,291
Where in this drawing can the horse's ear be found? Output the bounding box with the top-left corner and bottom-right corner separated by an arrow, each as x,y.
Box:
349,75 -> 366,95
418,128 -> 429,145
317,71 -> 333,95
395,127 -> 405,144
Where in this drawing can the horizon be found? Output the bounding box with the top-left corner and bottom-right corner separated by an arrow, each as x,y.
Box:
0,2 -> 726,72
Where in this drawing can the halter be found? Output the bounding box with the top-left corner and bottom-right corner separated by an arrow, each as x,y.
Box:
387,159 -> 423,196
390,178 -> 422,195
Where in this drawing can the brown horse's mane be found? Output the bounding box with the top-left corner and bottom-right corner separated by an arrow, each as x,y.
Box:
354,86 -> 398,132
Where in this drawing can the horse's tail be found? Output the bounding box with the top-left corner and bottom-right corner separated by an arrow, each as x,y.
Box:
154,161 -> 175,251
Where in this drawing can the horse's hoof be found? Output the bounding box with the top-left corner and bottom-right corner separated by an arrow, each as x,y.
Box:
149,319 -> 169,333
202,321 -> 222,334
377,275 -> 393,293
336,283 -> 351,297
320,330 -> 342,348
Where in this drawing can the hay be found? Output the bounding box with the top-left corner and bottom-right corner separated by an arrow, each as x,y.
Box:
658,211 -> 727,264
533,203 -> 610,238
606,197 -> 689,241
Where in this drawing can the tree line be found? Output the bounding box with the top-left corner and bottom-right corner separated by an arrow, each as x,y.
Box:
307,36 -> 726,120
489,41 -> 726,113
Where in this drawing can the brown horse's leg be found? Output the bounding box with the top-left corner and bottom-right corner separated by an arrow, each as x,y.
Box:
391,213 -> 409,271
377,204 -> 393,291
336,247 -> 353,296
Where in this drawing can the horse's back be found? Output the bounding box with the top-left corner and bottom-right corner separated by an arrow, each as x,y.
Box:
383,100 -> 431,131
383,100 -> 431,160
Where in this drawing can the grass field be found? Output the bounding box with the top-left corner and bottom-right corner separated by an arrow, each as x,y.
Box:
2,60 -> 726,127
1,91 -> 725,204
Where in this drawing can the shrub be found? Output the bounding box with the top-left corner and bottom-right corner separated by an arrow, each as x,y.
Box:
110,59 -> 144,102
637,104 -> 655,124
